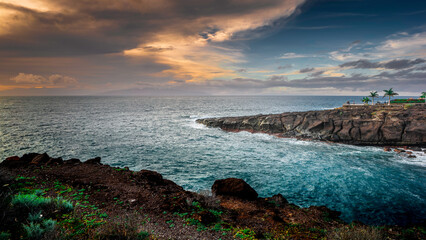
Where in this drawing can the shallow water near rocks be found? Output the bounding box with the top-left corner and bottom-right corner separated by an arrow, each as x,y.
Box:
0,96 -> 425,225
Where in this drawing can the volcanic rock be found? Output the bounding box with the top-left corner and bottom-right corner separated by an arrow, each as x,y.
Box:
197,105 -> 426,146
85,157 -> 101,164
30,153 -> 50,165
212,178 -> 258,200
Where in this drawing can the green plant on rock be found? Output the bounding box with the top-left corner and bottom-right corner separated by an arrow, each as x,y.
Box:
234,228 -> 256,240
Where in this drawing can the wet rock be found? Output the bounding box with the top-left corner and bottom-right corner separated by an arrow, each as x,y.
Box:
405,151 -> 413,155
407,155 -> 417,158
394,149 -> 404,153
30,153 -> 50,165
85,157 -> 101,164
383,147 -> 391,152
408,146 -> 422,151
212,178 -> 258,200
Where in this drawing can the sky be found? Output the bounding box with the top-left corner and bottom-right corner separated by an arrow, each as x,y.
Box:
0,0 -> 425,96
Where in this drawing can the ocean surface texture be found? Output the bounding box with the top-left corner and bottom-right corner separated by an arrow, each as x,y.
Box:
0,96 -> 424,225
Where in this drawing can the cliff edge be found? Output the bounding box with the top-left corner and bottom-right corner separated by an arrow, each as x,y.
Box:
197,105 -> 426,146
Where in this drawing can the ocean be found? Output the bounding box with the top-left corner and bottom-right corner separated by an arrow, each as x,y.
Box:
0,96 -> 424,225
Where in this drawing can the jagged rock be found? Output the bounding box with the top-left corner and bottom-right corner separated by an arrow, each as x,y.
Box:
407,155 -> 417,158
197,105 -> 426,146
267,194 -> 289,206
0,156 -> 21,168
64,158 -> 81,164
408,146 -> 422,151
20,153 -> 40,163
192,210 -> 217,225
383,147 -> 391,152
85,157 -> 101,164
46,157 -> 63,165
212,178 -> 258,200
30,153 -> 50,165
134,170 -> 164,184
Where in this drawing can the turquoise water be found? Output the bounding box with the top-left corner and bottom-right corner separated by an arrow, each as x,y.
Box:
0,96 -> 424,225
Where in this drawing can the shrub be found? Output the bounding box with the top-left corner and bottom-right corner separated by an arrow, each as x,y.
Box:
23,222 -> 44,239
328,225 -> 384,240
0,232 -> 11,240
12,194 -> 53,212
27,211 -> 43,223
137,231 -> 150,240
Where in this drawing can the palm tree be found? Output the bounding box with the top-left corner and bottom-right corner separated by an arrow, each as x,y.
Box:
369,91 -> 379,105
383,88 -> 399,105
362,97 -> 371,105
421,92 -> 426,98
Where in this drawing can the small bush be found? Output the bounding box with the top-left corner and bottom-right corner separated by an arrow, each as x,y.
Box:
23,222 -> 44,239
137,231 -> 150,240
0,232 -> 11,240
12,194 -> 53,211
27,211 -> 43,223
328,225 -> 384,240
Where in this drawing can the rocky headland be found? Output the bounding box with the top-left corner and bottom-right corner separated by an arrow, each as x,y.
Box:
0,153 -> 425,239
197,104 -> 426,146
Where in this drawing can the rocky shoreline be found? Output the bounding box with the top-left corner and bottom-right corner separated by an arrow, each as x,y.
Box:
0,153 -> 425,239
196,104 -> 426,147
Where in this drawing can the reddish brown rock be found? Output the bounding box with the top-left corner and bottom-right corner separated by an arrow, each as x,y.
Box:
383,147 -> 391,152
212,178 -> 258,200
30,153 -> 50,165
85,157 -> 101,164
197,105 -> 426,146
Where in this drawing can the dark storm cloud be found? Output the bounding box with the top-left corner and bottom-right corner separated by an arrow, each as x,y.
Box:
0,0 -> 305,57
340,58 -> 426,70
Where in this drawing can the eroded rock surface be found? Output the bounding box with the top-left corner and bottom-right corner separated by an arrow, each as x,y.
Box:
197,105 -> 426,146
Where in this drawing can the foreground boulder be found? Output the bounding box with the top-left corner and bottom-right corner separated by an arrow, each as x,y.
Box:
197,105 -> 426,146
212,178 -> 258,200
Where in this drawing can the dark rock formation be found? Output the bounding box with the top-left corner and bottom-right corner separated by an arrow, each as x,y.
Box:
197,105 -> 426,146
85,157 -> 101,164
212,178 -> 258,200
30,153 -> 50,165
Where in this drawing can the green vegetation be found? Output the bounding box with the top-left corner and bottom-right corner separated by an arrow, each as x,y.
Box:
383,88 -> 399,105
421,92 -> 426,98
391,98 -> 425,104
369,91 -> 379,105
362,97 -> 371,105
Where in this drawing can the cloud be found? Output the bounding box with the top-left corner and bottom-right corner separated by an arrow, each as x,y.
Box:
340,58 -> 425,70
278,64 -> 294,70
299,67 -> 315,73
330,32 -> 426,62
11,73 -> 47,84
279,53 -> 311,59
10,73 -> 78,87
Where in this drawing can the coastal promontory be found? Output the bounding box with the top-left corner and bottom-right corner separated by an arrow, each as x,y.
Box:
197,104 -> 426,146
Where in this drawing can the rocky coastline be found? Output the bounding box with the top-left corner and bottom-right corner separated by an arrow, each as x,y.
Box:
196,104 -> 426,147
0,153 -> 424,239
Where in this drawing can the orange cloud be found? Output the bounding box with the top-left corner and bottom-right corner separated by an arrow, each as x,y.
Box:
9,73 -> 79,88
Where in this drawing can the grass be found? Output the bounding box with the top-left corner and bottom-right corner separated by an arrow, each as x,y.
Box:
328,225 -> 385,240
